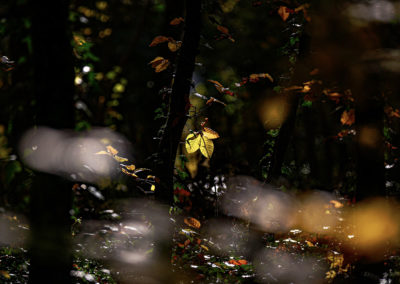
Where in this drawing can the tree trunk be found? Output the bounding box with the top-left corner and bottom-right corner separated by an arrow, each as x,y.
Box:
155,0 -> 202,202
29,0 -> 74,283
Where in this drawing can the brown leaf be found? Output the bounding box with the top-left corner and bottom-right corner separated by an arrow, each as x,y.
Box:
149,36 -> 170,47
249,73 -> 273,83
278,6 -> 290,21
168,40 -> 182,52
170,17 -> 184,25
202,127 -> 220,139
149,57 -> 170,72
149,56 -> 165,67
184,217 -> 201,229
217,25 -> 230,35
340,109 -> 355,126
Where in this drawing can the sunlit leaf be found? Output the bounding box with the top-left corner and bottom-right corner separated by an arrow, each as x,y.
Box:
340,109 -> 355,126
95,150 -> 110,155
184,217 -> 201,229
149,35 -> 170,47
278,6 -> 290,21
199,136 -> 214,158
106,145 -> 118,155
122,168 -> 138,178
201,244 -> 209,251
185,133 -> 201,153
305,240 -> 314,247
124,164 -> 136,171
170,17 -> 184,25
168,40 -> 182,52
202,127 -> 219,139
114,155 -> 128,162
329,200 -> 343,208
0,270 -> 11,279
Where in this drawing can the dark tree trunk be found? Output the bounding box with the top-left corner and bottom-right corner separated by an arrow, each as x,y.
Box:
28,0 -> 74,283
155,0 -> 202,202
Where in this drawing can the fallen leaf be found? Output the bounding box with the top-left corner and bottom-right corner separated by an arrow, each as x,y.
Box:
170,17 -> 184,25
184,217 -> 201,229
278,6 -> 290,21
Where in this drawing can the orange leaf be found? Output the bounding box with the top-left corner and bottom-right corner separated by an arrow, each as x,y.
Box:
249,73 -> 273,83
124,164 -> 136,171
168,40 -> 182,52
330,200 -> 343,208
237,259 -> 248,265
149,36 -> 170,47
278,6 -> 290,21
184,217 -> 201,229
149,56 -> 165,67
228,259 -> 241,265
340,109 -> 355,126
184,239 -> 191,247
170,17 -> 184,25
217,25 -> 230,35
106,145 -> 118,155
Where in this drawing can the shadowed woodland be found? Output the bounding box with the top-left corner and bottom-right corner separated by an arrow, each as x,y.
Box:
1,0 -> 400,283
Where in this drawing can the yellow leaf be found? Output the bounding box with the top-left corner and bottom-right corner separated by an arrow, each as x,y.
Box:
106,145 -> 118,155
0,270 -> 10,279
95,150 -> 110,155
305,240 -> 314,247
184,217 -> 201,229
329,200 -> 343,208
201,245 -> 209,251
170,17 -> 184,25
122,168 -> 138,178
149,35 -> 170,47
202,127 -> 219,139
185,133 -> 201,153
151,184 -> 155,191
168,40 -> 182,52
199,136 -> 214,158
114,155 -> 128,162
147,175 -> 155,179
125,164 -> 136,171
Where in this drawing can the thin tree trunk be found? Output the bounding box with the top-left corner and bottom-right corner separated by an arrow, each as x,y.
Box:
155,0 -> 202,202
29,0 -> 74,283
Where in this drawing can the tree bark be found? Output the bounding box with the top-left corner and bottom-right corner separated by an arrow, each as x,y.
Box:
29,0 -> 74,283
155,0 -> 202,202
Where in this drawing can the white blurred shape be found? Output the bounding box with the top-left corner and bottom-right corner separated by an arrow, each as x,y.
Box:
255,248 -> 325,284
18,127 -> 131,183
222,176 -> 296,232
345,0 -> 397,23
